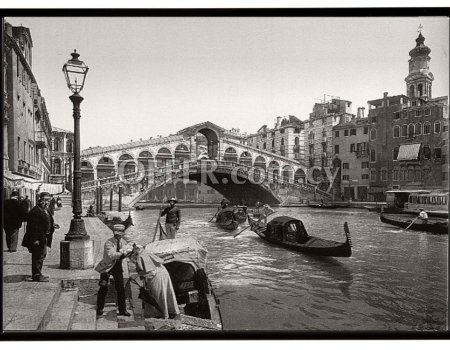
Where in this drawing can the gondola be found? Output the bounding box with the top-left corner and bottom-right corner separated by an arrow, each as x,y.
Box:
98,211 -> 134,232
233,206 -> 248,223
133,237 -> 223,331
215,207 -> 239,230
247,215 -> 352,257
380,212 -> 448,234
308,203 -> 349,209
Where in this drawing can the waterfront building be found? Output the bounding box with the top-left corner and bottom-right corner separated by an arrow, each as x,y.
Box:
367,30 -> 448,201
3,22 -> 53,203
332,108 -> 370,200
50,127 -> 74,192
246,115 -> 305,163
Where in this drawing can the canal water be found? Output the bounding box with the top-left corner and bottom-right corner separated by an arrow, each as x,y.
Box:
125,206 -> 448,331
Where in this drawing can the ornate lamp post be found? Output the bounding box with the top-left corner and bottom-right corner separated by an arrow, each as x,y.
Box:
60,50 -> 93,269
62,50 -> 89,239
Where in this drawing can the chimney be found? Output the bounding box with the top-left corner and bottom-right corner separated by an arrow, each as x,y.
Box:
357,107 -> 365,118
275,116 -> 282,128
383,92 -> 388,98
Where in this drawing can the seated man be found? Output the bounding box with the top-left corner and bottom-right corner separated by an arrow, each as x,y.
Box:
130,245 -> 180,319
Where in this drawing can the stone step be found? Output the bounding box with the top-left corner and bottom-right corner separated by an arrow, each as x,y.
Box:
95,302 -> 119,330
3,281 -> 61,331
70,294 -> 97,330
45,289 -> 79,330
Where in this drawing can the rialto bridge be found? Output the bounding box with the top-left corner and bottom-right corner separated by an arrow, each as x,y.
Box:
80,121 -> 333,206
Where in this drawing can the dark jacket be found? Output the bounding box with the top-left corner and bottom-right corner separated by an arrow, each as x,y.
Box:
4,198 -> 27,231
161,206 -> 180,225
22,205 -> 55,250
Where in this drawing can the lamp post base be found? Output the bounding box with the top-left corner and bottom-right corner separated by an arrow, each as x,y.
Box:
60,239 -> 94,270
65,218 -> 90,241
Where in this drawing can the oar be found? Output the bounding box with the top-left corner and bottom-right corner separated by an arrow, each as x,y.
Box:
233,212 -> 274,238
208,207 -> 220,222
405,216 -> 420,230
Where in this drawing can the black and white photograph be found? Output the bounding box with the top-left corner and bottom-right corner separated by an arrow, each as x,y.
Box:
1,7 -> 449,340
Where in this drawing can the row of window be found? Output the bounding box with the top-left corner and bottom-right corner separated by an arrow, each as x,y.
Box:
334,142 -> 368,154
335,127 -> 369,138
394,108 -> 431,119
342,161 -> 370,169
342,174 -> 370,180
370,167 -> 438,182
392,122 -> 441,138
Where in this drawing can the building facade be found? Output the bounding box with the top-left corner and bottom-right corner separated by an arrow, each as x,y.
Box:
50,127 -> 74,192
3,22 -> 53,202
332,109 -> 370,200
367,31 -> 448,201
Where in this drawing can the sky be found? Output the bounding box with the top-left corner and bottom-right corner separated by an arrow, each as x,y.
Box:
5,15 -> 449,149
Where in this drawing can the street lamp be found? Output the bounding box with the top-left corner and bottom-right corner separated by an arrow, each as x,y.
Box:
62,50 -> 89,240
60,50 -> 93,270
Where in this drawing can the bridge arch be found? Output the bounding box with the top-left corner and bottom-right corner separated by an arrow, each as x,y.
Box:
254,155 -> 266,170
81,160 -> 95,182
223,147 -> 238,163
268,160 -> 280,180
174,144 -> 190,167
239,151 -> 252,167
138,150 -> 154,172
197,128 -> 219,159
294,168 -> 306,184
282,165 -> 294,183
97,156 -> 115,179
118,153 -> 137,176
156,147 -> 172,167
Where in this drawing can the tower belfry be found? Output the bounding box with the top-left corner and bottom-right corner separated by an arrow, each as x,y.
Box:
405,25 -> 434,101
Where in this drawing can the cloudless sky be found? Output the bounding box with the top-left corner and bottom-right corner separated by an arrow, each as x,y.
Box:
5,16 -> 449,149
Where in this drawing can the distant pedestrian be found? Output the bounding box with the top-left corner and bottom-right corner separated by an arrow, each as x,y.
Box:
48,196 -> 56,216
220,198 -> 229,209
95,224 -> 133,317
160,198 -> 180,239
56,196 -> 62,208
21,192 -> 56,282
4,190 -> 27,252
419,208 -> 428,224
21,195 -> 32,215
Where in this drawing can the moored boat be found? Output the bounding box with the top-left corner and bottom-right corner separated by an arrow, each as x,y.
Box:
215,207 -> 239,230
380,212 -> 448,234
247,215 -> 352,257
134,237 -> 223,331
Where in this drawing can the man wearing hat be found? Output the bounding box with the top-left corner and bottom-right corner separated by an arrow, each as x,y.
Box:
4,190 -> 27,252
21,192 -> 56,282
95,224 -> 133,317
160,197 -> 181,239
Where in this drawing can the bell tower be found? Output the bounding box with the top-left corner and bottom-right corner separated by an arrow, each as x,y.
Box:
405,25 -> 434,101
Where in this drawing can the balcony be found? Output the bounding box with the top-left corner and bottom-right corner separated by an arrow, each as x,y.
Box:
35,131 -> 49,149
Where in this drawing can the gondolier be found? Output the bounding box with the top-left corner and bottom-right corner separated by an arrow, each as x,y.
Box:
160,198 -> 181,239
419,208 -> 429,224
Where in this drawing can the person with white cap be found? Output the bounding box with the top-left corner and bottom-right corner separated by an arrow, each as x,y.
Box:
160,197 -> 181,239
4,190 -> 27,252
419,208 -> 428,224
130,244 -> 180,319
95,224 -> 134,316
21,192 -> 56,282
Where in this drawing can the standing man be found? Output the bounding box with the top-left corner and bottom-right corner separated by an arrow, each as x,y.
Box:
21,192 -> 55,282
160,197 -> 180,239
4,190 -> 27,252
95,224 -> 133,317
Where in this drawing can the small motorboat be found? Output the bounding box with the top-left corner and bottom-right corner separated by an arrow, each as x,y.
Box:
247,215 -> 352,257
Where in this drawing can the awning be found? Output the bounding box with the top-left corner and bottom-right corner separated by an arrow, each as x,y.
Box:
397,143 -> 421,161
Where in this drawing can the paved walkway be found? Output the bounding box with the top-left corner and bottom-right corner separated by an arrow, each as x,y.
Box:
2,206 -> 119,330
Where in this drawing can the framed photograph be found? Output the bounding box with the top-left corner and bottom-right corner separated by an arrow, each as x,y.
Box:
2,7 -> 449,341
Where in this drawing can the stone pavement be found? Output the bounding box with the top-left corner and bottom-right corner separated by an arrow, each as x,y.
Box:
2,206 -> 118,331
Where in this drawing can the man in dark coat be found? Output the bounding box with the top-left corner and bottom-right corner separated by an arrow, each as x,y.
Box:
4,190 -> 27,252
160,197 -> 180,239
21,192 -> 55,282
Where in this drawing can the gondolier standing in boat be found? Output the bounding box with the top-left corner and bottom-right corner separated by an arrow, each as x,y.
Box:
160,197 -> 181,239
419,208 -> 429,224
